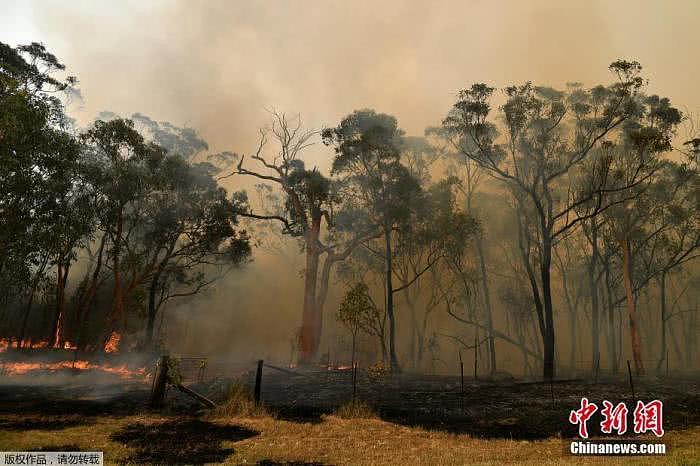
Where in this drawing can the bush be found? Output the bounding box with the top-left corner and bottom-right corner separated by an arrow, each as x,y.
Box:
211,383 -> 269,418
335,400 -> 377,419
366,361 -> 390,382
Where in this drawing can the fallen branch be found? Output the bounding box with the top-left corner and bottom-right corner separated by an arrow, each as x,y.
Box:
176,383 -> 216,408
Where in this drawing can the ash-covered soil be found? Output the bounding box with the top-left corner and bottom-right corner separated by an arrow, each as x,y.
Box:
1,367 -> 698,440
222,368 -> 700,439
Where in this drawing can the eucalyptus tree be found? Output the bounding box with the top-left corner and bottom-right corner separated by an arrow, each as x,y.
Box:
440,61 -> 674,378
0,41 -> 95,345
323,110 -> 424,371
427,124 -> 497,376
337,282 -> 377,372
141,157 -> 252,346
231,112 -> 377,363
80,118 -> 167,337
77,117 -> 253,347
596,95 -> 683,375
395,178 -> 476,370
636,161 -> 699,371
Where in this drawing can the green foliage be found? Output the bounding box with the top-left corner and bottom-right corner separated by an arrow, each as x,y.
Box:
1,40 -> 252,344
337,282 -> 376,337
164,356 -> 183,386
0,41 -> 88,305
323,109 -> 423,230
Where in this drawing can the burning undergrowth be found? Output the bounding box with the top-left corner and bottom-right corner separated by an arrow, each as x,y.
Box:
0,334 -> 154,384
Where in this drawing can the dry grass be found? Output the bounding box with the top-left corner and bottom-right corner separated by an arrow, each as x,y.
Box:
334,399 -> 377,419
0,411 -> 697,465
210,382 -> 270,419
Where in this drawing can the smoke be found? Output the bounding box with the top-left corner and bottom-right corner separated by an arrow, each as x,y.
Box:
3,0 -> 700,372
18,1 -> 700,148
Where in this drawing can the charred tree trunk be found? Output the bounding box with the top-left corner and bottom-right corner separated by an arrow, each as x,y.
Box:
656,271 -> 667,373
541,246 -> 556,380
75,233 -> 107,350
406,290 -> 418,369
603,261 -> 618,373
476,234 -> 496,376
299,215 -> 322,364
50,261 -> 70,347
620,236 -> 644,375
588,223 -> 600,374
19,254 -> 49,347
566,294 -> 577,374
516,215 -> 547,376
146,242 -> 176,348
384,224 -> 400,372
146,273 -> 160,347
110,206 -> 125,331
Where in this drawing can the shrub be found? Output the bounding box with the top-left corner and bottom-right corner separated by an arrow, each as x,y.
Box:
335,400 -> 377,419
211,383 -> 269,418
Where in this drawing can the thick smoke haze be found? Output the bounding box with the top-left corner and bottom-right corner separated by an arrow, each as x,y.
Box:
5,1 -> 700,153
3,0 -> 699,370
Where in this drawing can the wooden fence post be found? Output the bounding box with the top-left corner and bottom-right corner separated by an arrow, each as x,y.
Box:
594,352 -> 600,384
473,336 -> 478,380
627,360 -> 635,400
150,355 -> 169,407
352,362 -> 357,402
254,359 -> 264,405
459,350 -> 464,394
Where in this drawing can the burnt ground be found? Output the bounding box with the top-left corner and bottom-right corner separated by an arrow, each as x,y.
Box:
230,368 -> 700,440
0,369 -> 698,463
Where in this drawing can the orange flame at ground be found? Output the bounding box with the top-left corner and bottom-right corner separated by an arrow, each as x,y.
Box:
63,341 -> 78,350
0,359 -> 148,381
104,332 -> 121,353
1,338 -> 42,351
0,338 -> 78,352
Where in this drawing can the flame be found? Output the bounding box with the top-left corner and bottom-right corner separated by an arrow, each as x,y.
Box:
0,338 -> 78,352
1,359 -> 149,381
63,340 -> 78,350
104,332 -> 121,353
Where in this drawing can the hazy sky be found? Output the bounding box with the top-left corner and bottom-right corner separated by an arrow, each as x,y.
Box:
3,0 -> 699,163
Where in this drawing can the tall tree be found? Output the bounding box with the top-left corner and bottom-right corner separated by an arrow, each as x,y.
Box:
81,118 -> 167,337
142,157 -> 252,346
323,110 -> 430,371
441,61 -> 673,378
0,41 -> 92,345
231,112 -> 373,363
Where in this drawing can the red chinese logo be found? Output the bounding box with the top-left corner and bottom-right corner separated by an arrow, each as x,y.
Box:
633,400 -> 664,437
569,397 -> 598,438
600,400 -> 628,435
569,398 -> 664,438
